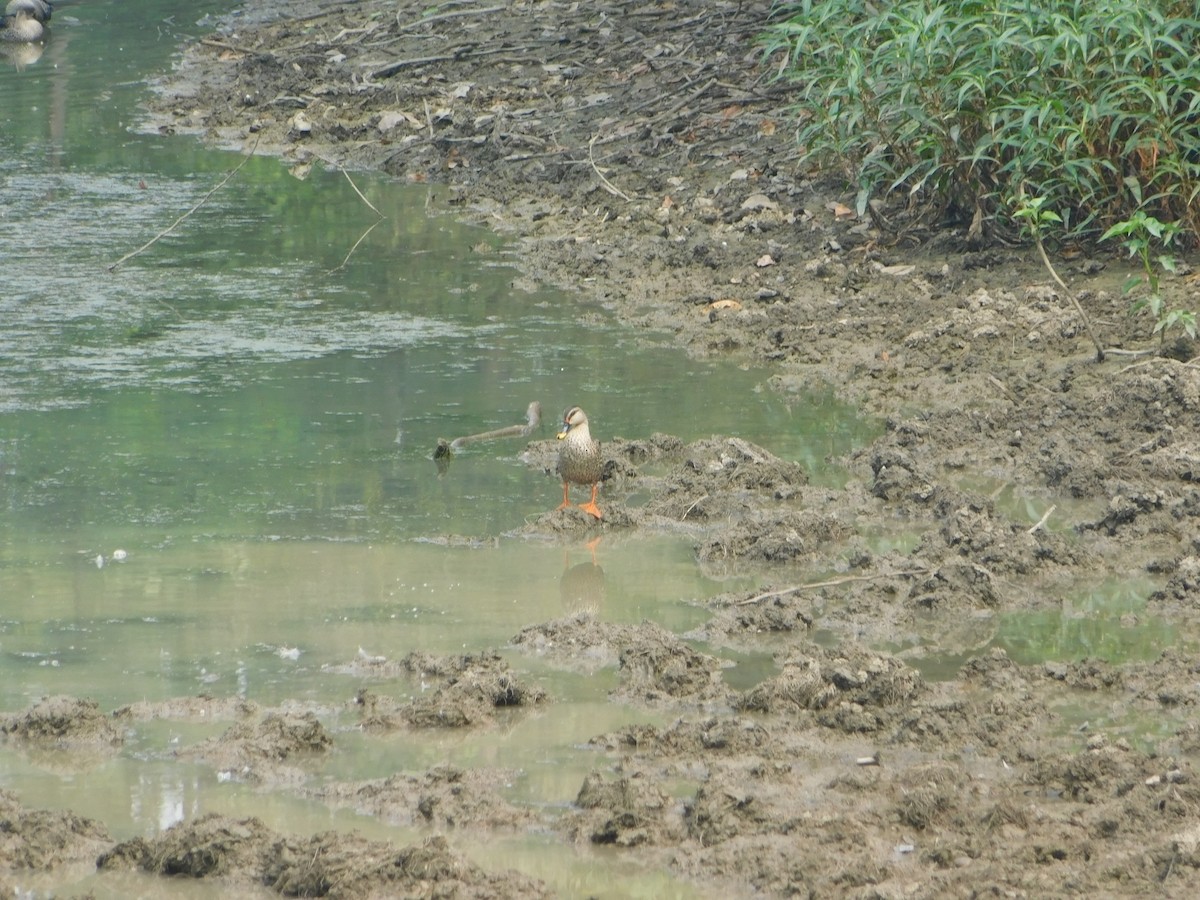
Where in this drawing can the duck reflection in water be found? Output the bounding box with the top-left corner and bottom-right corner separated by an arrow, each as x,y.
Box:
560,537 -> 605,615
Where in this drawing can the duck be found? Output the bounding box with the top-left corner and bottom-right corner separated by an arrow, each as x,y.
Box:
556,406 -> 603,519
1,0 -> 49,43
0,10 -> 42,42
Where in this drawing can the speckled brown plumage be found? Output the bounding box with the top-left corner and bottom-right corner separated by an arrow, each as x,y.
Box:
555,405 -> 602,519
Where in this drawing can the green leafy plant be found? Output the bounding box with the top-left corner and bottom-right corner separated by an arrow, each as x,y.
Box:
1100,212 -> 1196,339
764,0 -> 1200,244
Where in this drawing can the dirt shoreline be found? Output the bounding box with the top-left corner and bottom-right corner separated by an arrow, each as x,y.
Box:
5,0 -> 1200,896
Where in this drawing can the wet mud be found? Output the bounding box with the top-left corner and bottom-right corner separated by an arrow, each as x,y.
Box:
4,0 -> 1200,896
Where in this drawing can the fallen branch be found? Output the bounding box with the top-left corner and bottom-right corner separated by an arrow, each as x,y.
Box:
372,43 -> 515,79
1026,504 -> 1056,534
399,4 -> 505,30
735,570 -> 931,605
108,136 -> 259,272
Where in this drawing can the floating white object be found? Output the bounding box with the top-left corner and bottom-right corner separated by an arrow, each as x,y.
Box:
112,549 -> 128,561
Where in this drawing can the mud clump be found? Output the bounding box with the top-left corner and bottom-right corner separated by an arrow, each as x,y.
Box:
352,651 -> 547,730
590,717 -> 777,759
614,621 -> 729,706
566,771 -> 682,847
511,612 -> 641,669
178,711 -> 332,784
0,695 -> 123,750
310,765 -> 536,831
698,509 -> 850,564
645,437 -> 810,524
735,643 -> 924,733
0,789 -> 112,871
99,813 -> 549,898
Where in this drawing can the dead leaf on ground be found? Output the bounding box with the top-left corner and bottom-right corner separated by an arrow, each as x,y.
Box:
759,119 -> 777,136
756,254 -> 776,268
741,193 -> 778,213
826,201 -> 855,219
707,299 -> 742,312
661,195 -> 674,210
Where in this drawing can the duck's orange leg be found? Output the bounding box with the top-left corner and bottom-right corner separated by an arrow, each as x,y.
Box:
578,483 -> 603,520
556,481 -> 571,510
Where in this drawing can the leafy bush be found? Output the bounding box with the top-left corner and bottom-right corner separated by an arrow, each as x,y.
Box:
765,0 -> 1200,243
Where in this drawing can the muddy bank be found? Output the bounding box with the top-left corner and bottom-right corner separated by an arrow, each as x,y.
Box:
4,0 -> 1200,896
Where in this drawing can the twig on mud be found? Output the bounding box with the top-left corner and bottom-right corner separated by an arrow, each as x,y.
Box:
735,570 -> 931,605
372,44 -> 515,79
1113,434 -> 1167,460
399,4 -> 506,30
646,76 -> 719,127
200,37 -> 262,56
986,374 -> 1017,402
587,133 -> 634,202
1118,353 -> 1200,373
423,99 -> 435,139
1030,228 -> 1106,362
107,136 -> 259,273
1026,504 -> 1056,534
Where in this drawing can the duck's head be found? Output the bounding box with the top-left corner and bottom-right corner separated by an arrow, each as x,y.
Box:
5,0 -> 52,23
557,406 -> 588,440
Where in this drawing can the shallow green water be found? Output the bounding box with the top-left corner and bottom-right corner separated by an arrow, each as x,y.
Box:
0,2 -> 861,896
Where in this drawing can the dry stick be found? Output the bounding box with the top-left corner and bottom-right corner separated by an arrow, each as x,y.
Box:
399,4 -> 506,30
323,163 -> 386,273
1119,353 -> 1200,374
587,133 -> 634,201
372,43 -> 514,79
1026,504 -> 1056,534
108,138 -> 259,272
735,570 -> 932,605
338,166 -> 383,218
1031,229 -> 1106,362
199,37 -> 261,56
646,76 -> 719,127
